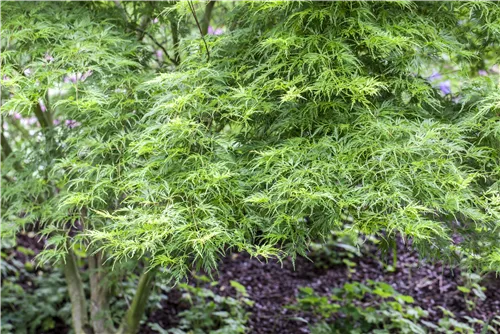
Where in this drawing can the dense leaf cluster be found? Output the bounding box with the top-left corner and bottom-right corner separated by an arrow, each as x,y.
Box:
2,1 -> 499,284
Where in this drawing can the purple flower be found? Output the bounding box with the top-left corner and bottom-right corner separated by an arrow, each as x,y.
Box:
38,99 -> 47,112
44,52 -> 54,63
64,71 -> 92,84
53,119 -> 60,125
2,75 -> 9,81
439,80 -> 451,95
428,71 -> 441,81
81,70 -> 93,82
155,50 -> 163,61
207,26 -> 223,35
64,73 -> 78,84
65,119 -> 81,129
24,68 -> 32,76
152,17 -> 159,24
13,113 -> 22,120
26,117 -> 38,126
478,70 -> 488,76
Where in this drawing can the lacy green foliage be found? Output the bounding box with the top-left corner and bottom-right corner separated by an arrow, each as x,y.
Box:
89,1 -> 499,272
149,276 -> 252,334
290,281 -> 497,334
2,1 -> 500,284
1,1 -> 147,266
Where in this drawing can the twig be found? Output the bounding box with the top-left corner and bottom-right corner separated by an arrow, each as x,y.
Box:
1,131 -> 14,159
136,14 -> 150,41
187,0 -> 210,62
136,27 -> 179,66
113,0 -> 178,66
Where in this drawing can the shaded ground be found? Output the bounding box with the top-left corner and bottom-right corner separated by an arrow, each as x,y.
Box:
3,232 -> 499,334
144,242 -> 500,333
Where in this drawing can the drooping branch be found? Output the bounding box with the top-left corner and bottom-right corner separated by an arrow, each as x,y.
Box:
117,266 -> 157,334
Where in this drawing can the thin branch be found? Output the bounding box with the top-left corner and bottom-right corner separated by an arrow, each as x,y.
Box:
113,0 -> 178,66
1,131 -> 13,159
136,14 -> 150,41
42,90 -> 53,127
89,250 -> 115,334
33,102 -> 49,129
117,265 -> 157,334
136,27 -> 179,66
63,249 -> 92,334
0,131 -> 19,182
136,1 -> 156,41
188,0 -> 210,62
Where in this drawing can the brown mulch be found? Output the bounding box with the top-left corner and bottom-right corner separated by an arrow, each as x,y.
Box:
143,242 -> 500,334
3,233 -> 499,334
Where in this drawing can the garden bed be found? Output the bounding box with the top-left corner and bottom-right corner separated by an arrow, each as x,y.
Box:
3,232 -> 499,334
143,241 -> 500,333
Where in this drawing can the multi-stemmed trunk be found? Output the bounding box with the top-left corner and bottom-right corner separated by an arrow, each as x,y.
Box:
62,252 -> 157,334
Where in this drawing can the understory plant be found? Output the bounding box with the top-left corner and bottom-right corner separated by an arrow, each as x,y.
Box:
1,257 -> 72,334
290,282 -> 498,334
149,276 -> 252,334
1,1 -> 500,334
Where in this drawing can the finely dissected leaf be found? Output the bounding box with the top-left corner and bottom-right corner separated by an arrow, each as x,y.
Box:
1,1 -> 499,285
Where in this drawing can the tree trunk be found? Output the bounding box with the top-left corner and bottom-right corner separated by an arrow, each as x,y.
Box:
116,267 -> 157,334
201,1 -> 215,36
64,250 -> 92,334
89,252 -> 114,334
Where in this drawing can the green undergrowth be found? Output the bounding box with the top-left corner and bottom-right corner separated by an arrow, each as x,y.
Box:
148,275 -> 253,334
289,281 -> 500,334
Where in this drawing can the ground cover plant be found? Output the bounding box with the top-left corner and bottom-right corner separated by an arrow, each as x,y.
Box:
289,280 -> 496,333
1,1 -> 499,334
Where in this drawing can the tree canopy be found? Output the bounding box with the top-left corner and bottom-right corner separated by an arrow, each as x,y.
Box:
2,0 -> 500,283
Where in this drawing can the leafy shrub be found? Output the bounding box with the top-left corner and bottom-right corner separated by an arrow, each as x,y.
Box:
290,281 -> 427,334
456,273 -> 487,311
